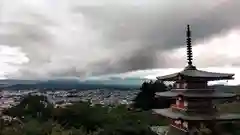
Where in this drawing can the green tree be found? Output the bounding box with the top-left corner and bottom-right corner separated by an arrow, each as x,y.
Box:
133,80 -> 170,110
23,119 -> 42,135
52,102 -> 109,131
0,117 -> 24,135
3,95 -> 53,121
100,120 -> 157,135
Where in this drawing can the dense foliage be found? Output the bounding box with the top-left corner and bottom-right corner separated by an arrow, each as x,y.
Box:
133,80 -> 171,110
1,93 -> 167,135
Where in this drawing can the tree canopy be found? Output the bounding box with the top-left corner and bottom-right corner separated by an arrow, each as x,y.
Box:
1,94 -> 167,135
133,80 -> 171,110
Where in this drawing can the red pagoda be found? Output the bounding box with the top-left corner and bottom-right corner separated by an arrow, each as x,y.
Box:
153,25 -> 240,135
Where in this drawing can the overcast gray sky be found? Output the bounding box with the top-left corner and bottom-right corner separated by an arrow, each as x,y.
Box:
0,0 -> 239,79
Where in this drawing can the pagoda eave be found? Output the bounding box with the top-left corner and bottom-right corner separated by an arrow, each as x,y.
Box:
153,109 -> 240,121
155,91 -> 236,99
156,69 -> 234,81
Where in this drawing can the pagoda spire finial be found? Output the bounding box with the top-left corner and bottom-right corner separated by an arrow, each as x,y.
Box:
186,24 -> 193,66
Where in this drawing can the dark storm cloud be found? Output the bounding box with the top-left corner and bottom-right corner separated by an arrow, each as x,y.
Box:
190,1 -> 240,41
1,0 -> 240,79
89,48 -> 160,75
0,22 -> 52,46
73,1 -> 240,51
70,1 -> 240,75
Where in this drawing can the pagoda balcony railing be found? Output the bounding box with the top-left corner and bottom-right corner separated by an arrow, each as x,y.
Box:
171,109 -> 217,117
171,124 -> 188,132
170,119 -> 188,132
171,88 -> 215,92
171,104 -> 217,114
186,107 -> 217,114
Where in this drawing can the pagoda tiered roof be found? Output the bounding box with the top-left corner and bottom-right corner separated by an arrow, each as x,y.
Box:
153,109 -> 240,121
155,90 -> 236,99
157,66 -> 234,81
